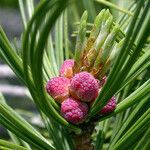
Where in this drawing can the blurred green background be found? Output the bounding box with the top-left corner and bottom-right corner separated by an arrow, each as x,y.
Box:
0,0 -> 18,8
0,0 -> 34,139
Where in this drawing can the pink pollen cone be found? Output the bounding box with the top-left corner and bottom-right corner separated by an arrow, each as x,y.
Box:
59,59 -> 74,79
46,77 -> 70,103
70,71 -> 99,102
61,97 -> 88,124
100,96 -> 116,114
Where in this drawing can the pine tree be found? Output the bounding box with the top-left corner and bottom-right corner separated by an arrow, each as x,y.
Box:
0,0 -> 150,149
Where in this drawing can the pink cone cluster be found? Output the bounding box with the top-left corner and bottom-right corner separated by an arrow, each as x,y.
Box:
46,59 -> 116,124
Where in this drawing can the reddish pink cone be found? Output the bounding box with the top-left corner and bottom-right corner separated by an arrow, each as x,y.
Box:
61,97 -> 88,124
100,96 -> 116,114
70,71 -> 99,102
59,59 -> 74,79
46,77 -> 70,103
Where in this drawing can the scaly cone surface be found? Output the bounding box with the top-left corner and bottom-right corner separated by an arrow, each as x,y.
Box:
70,72 -> 99,102
61,97 -> 88,124
46,77 -> 70,103
59,59 -> 74,79
100,96 -> 116,114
